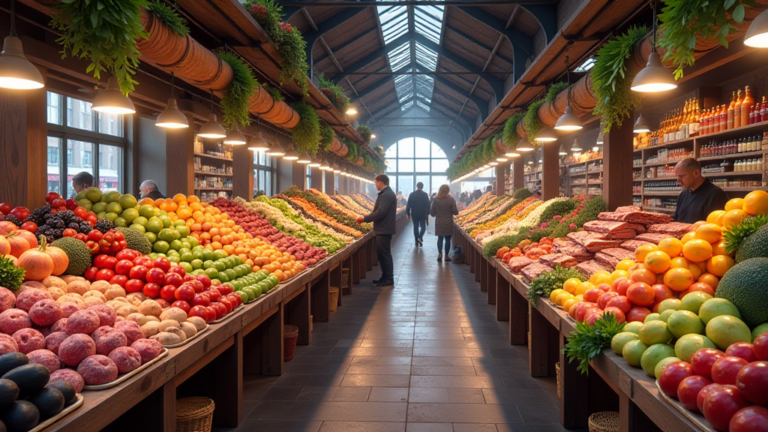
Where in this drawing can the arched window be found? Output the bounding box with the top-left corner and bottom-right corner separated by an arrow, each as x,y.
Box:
384,137 -> 449,196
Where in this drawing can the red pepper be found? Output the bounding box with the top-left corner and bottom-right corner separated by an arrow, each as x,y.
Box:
84,266 -> 99,281
85,240 -> 100,256
87,230 -> 103,242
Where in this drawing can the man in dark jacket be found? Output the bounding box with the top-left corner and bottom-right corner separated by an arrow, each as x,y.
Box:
406,182 -> 430,247
357,174 -> 396,286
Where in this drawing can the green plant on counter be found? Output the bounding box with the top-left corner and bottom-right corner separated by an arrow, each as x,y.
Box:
524,100 -> 546,141
563,313 -> 625,375
244,0 -> 308,94
482,227 -> 531,257
51,0 -> 148,95
528,265 -> 585,307
218,52 -> 258,128
319,121 -> 335,151
318,74 -> 350,113
545,82 -> 569,103
147,1 -> 189,36
0,257 -> 24,290
291,102 -> 321,154
502,113 -> 524,148
513,188 -> 533,200
357,125 -> 372,143
658,0 -> 754,80
591,25 -> 648,133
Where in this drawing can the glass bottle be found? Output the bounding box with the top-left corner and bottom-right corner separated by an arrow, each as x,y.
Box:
727,91 -> 736,130
690,98 -> 700,136
735,89 -> 743,129
742,86 -> 754,127
719,104 -> 727,132
761,96 -> 768,123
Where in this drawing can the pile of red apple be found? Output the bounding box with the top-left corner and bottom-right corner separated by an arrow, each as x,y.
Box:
270,235 -> 327,266
210,198 -> 281,239
658,335 -> 768,431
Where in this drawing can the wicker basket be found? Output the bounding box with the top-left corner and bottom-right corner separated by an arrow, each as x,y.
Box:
329,287 -> 339,313
176,397 -> 215,432
284,325 -> 299,362
588,411 -> 619,432
555,362 -> 561,399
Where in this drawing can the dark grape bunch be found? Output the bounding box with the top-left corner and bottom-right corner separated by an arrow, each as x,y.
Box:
36,209 -> 91,242
25,206 -> 51,226
4,215 -> 21,227
94,219 -> 115,234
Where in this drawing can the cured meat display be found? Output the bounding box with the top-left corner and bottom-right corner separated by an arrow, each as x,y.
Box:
595,252 -> 621,268
620,239 -> 653,251
566,232 -> 621,252
507,256 -> 534,273
634,233 -> 674,244
647,222 -> 693,238
598,247 -> 636,261
597,210 -> 671,225
554,240 -> 593,262
521,262 -> 554,281
538,253 -> 578,268
575,260 -> 613,278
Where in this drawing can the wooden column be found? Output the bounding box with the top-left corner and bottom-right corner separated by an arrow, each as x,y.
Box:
232,144 -> 253,200
603,120 -> 634,210
338,176 -> 347,194
165,113 -> 195,197
495,164 -> 506,196
513,157 -> 524,191
0,68 -> 48,209
487,261 -> 496,305
325,171 -> 335,194
292,163 -> 306,191
541,141 -> 559,200
496,271 -> 509,321
310,167 -> 323,191
509,289 -> 528,345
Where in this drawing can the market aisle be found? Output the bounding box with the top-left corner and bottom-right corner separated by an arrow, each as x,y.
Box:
220,222 -> 568,432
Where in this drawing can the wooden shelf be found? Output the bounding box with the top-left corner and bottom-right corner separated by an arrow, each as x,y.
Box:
642,177 -> 675,181
194,153 -> 233,162
569,172 -> 587,177
589,181 -> 603,185
644,206 -> 676,213
697,150 -> 765,161
643,159 -> 689,168
703,170 -> 763,177
635,137 -> 695,152
194,187 -> 233,191
642,191 -> 681,196
195,171 -> 234,177
723,187 -> 764,192
696,118 -> 768,141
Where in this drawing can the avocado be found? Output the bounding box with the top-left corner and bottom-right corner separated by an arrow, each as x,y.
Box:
0,355 -> 26,379
2,364 -> 49,399
0,401 -> 38,432
735,224 -> 768,262
46,381 -> 76,406
0,380 -> 18,411
27,388 -> 64,418
715,257 -> 768,327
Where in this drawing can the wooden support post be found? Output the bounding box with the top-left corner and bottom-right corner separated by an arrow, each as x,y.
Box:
163,382 -> 176,432
311,271 -> 330,323
359,244 -> 367,280
232,143 -> 254,201
310,167 -> 323,191
329,264 -> 342,306
487,261 -> 496,305
212,333 -> 243,427
286,285 -> 312,344
352,250 -> 361,284
292,164 -> 306,191
366,240 -> 373,271
371,237 -> 378,267
529,304 -> 558,377
243,304 -> 284,376
495,164 -> 506,196
475,249 -> 482,283
325,171 -> 335,194
496,271 -> 509,321
469,244 -> 475,273
510,289 -> 528,345
479,257 -> 488,292
165,114 -> 195,196
542,141 -> 559,200
513,157 -> 524,191
603,119 -> 634,210
560,333 -> 589,429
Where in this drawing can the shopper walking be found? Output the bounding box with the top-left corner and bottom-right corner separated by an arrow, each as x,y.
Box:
405,182 -> 430,247
356,174 -> 397,286
430,184 -> 458,262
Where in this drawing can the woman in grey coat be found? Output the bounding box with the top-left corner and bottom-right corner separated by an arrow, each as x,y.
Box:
430,184 -> 459,262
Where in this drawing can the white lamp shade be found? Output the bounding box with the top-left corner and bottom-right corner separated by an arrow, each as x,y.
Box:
516,139 -> 535,152
198,114 -> 227,138
0,35 -> 44,89
283,144 -> 299,160
534,127 -> 558,142
93,77 -> 135,114
631,51 -> 677,93
633,114 -> 651,133
248,132 -> 270,151
156,98 -> 189,128
346,107 -> 358,115
223,127 -> 247,145
571,139 -> 583,152
554,105 -> 583,131
297,151 -> 311,164
505,151 -> 521,158
745,10 -> 768,47
266,141 -> 285,156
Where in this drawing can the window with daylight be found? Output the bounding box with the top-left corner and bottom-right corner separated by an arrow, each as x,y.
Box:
252,151 -> 275,197
46,91 -> 126,197
383,138 -> 450,196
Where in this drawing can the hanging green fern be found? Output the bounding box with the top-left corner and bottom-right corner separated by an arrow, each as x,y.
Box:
319,121 -> 335,151
318,73 -> 351,113
357,125 -> 372,143
502,113 -> 524,148
263,84 -> 285,102
525,100 -> 546,140
592,26 -> 648,133
218,52 -> 258,128
51,0 -> 148,95
291,102 -> 321,154
658,0 -> 754,80
147,1 -> 189,36
546,82 -> 569,103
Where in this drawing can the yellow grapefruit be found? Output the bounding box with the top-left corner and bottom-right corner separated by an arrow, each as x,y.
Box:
681,232 -> 697,244
695,223 -> 723,244
725,198 -> 745,211
706,255 -> 735,277
722,209 -> 746,231
644,251 -> 672,274
658,238 -> 684,257
683,239 -> 713,263
616,259 -> 637,271
707,210 -> 726,225
663,267 -> 695,292
635,244 -> 659,263
744,190 -> 768,215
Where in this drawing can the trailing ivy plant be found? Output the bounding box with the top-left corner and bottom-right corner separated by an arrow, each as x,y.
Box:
51,0 -> 149,95
545,82 -> 569,103
319,121 -> 335,151
357,125 -> 372,143
263,84 -> 285,102
591,25 -> 648,133
147,1 -> 189,36
658,0 -> 754,79
524,100 -> 546,140
244,0 -> 309,94
291,102 -> 321,154
218,52 -> 258,128
502,113 -> 524,148
318,74 -> 351,113
345,139 -> 360,162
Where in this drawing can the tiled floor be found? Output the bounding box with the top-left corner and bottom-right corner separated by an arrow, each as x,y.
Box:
217,222 -> 571,432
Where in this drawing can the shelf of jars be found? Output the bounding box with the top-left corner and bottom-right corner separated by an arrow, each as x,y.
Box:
193,137 -> 235,202
563,157 -> 603,197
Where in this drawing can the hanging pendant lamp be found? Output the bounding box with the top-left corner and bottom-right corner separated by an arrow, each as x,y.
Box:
534,127 -> 558,142
517,138 -> 535,152
266,134 -> 285,157
297,151 -> 311,164
633,114 -> 651,133
198,89 -> 226,138
224,125 -> 247,145
596,130 -> 604,145
156,72 -> 188,128
496,156 -> 508,162
555,56 -> 583,131
248,118 -> 270,151
93,76 -> 135,114
559,144 -> 568,156
283,143 -> 299,160
489,161 -> 499,166
320,157 -> 332,171
631,1 -> 677,93
309,156 -> 321,167
505,151 -> 521,158
745,10 -> 768,47
0,0 -> 43,90
571,138 -> 583,152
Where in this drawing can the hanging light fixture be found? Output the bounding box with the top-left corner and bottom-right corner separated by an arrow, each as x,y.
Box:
371,133 -> 377,139
297,151 -> 311,164
320,157 -> 332,170
633,114 -> 651,133
745,10 -> 768,47
489,161 -> 498,166
592,146 -> 600,152
596,130 -> 604,145
554,56 -> 583,131
345,106 -> 358,115
0,0 -> 44,90
571,138 -> 583,152
283,143 -> 299,160
517,139 -> 535,152
247,118 -> 270,151
631,1 -> 677,93
309,156 -> 321,167
93,76 -> 135,114
505,150 -> 521,158
534,127 -> 558,142
333,163 -> 341,174
559,144 -> 568,156
155,73 -> 188,129
224,125 -> 247,145
496,156 -> 508,162
198,90 -> 226,138
266,133 -> 285,157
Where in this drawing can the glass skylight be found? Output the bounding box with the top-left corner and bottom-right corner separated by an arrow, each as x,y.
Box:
378,6 -> 408,43
414,5 -> 444,44
574,57 -> 596,73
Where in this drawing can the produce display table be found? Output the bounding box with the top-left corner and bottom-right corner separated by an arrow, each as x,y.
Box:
453,224 -> 704,432
41,212 -> 406,431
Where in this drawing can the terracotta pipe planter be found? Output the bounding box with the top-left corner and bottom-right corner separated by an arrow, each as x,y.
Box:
495,137 -> 509,154
329,137 -> 343,153
337,142 -> 350,157
356,156 -> 365,166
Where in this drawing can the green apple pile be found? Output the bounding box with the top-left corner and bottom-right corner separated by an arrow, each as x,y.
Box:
610,294 -> 757,378
233,269 -> 280,304
75,187 -> 139,226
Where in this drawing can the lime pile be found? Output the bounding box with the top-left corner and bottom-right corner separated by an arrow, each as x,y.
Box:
232,270 -> 279,304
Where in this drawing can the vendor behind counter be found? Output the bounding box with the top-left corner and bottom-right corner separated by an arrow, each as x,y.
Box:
673,158 -> 729,224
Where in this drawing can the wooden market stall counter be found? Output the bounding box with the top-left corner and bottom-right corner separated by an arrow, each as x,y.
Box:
41,211 -> 405,432
453,224 -> 705,432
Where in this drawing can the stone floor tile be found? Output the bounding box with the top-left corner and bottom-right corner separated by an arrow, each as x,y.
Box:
368,387 -> 409,402
319,421 -> 406,432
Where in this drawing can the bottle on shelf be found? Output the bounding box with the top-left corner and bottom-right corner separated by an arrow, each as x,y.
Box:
727,91 -> 736,130
690,98 -> 700,136
742,86 -> 754,127
734,89 -> 743,129
761,96 -> 768,123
